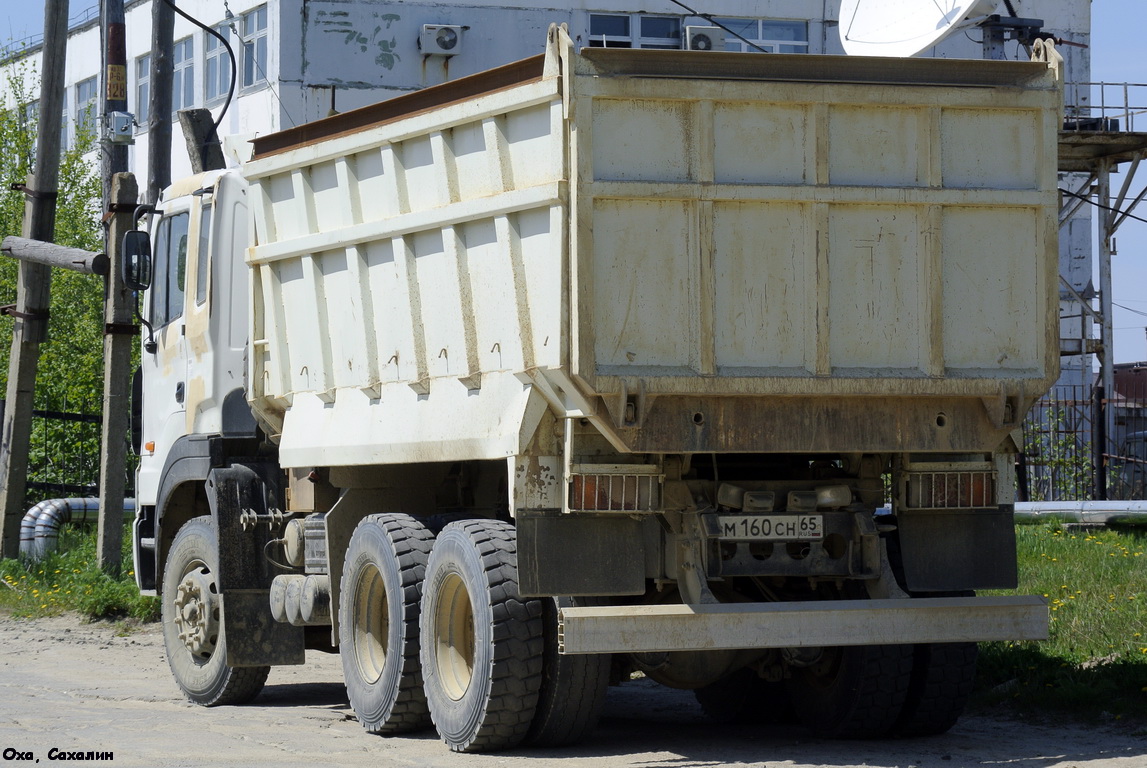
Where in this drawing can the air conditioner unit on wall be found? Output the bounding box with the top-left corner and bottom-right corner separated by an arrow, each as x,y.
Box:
420,24 -> 464,56
685,26 -> 726,51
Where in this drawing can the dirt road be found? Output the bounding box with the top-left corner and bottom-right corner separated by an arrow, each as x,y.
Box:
0,614 -> 1142,768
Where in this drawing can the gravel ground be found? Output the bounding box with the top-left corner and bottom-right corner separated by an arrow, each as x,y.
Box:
0,613 -> 1143,768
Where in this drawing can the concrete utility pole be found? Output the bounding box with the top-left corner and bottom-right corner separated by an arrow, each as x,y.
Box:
96,174 -> 138,575
0,0 -> 70,559
148,0 -> 175,204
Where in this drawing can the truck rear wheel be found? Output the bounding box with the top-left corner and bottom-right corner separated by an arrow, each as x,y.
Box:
892,642 -> 979,736
785,643 -> 914,738
339,513 -> 435,733
526,596 -> 610,746
162,517 -> 270,706
420,520 -> 543,752
694,668 -> 793,725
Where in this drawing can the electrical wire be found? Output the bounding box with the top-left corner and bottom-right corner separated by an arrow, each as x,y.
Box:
1114,303 -> 1147,319
241,38 -> 298,129
664,0 -> 771,54
1059,187 -> 1147,226
160,0 -> 236,136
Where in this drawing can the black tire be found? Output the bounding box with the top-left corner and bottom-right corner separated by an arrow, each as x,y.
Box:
785,643 -> 914,739
526,596 -> 610,746
893,642 -> 979,737
420,520 -> 544,752
339,513 -> 435,734
695,668 -> 794,725
162,517 -> 270,706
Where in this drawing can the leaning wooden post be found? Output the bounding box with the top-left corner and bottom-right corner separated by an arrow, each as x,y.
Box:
96,173 -> 139,575
0,0 -> 70,559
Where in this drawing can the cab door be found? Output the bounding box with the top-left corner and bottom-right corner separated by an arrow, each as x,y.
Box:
135,205 -> 192,507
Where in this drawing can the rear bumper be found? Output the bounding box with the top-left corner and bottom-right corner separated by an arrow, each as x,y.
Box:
558,595 -> 1047,654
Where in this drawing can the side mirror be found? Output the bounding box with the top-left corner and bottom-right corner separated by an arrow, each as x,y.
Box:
122,230 -> 152,291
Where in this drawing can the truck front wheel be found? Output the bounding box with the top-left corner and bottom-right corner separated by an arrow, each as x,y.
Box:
420,520 -> 544,752
339,513 -> 434,733
162,517 -> 270,705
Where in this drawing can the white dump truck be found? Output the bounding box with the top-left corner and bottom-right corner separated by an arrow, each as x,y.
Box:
127,26 -> 1061,751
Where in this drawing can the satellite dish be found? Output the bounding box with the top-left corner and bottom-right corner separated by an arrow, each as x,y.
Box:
839,0 -> 1001,57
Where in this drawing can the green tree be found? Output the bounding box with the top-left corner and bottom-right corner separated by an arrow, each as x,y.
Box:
0,59 -> 107,503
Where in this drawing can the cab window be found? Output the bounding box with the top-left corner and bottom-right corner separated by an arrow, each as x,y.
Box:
196,203 -> 212,306
152,212 -> 189,328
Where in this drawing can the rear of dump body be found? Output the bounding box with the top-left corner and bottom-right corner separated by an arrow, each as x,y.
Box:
244,27 -> 1062,469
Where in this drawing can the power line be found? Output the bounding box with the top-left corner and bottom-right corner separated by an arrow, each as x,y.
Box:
1114,302 -> 1147,318
1059,187 -> 1147,226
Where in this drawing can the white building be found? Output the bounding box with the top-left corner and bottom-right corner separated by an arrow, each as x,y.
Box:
2,0 -> 1096,383
1,1 -> 1091,172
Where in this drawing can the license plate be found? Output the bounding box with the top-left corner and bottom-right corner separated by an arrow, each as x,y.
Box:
716,515 -> 823,541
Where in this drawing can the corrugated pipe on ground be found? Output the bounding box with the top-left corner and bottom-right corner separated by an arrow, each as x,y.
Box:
18,498 -> 137,560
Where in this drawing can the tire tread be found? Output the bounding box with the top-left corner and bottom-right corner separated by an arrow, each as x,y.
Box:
893,642 -> 978,737
341,513 -> 434,734
423,519 -> 544,752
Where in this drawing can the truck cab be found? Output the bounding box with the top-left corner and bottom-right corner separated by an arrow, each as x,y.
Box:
131,169 -> 255,595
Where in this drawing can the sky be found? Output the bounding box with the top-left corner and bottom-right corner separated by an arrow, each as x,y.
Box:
2,0 -> 1146,363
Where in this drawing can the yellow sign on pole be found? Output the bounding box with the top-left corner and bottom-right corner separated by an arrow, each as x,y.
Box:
107,65 -> 127,100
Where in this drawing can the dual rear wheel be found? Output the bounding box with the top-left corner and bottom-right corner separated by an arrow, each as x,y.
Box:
340,516 -> 609,752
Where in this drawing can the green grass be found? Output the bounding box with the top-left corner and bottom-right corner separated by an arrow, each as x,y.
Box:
975,524 -> 1147,722
0,524 -> 159,622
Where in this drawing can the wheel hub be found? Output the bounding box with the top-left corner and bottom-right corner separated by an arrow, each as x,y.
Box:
173,566 -> 220,658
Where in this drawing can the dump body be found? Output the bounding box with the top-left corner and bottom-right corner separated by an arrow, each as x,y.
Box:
245,35 -> 1062,468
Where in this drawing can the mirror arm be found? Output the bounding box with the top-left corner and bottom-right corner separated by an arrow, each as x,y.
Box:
134,291 -> 157,354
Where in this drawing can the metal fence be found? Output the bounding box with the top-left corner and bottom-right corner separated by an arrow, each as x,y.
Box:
1020,371 -> 1147,501
0,398 -> 131,509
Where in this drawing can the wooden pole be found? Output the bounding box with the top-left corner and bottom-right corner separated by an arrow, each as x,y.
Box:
102,0 -> 129,205
1,237 -> 107,275
0,0 -> 70,559
147,0 -> 174,205
96,174 -> 138,575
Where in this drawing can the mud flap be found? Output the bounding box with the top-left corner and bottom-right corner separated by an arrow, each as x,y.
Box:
896,505 -> 1018,592
208,465 -> 305,667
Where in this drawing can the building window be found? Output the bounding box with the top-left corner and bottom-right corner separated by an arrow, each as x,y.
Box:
589,14 -> 631,47
21,100 -> 38,130
173,36 -> 195,116
638,16 -> 682,49
205,23 -> 232,103
135,54 -> 150,127
21,101 -> 38,163
241,5 -> 268,89
588,13 -> 681,49
75,76 -> 98,136
60,95 -> 68,151
715,18 -> 809,53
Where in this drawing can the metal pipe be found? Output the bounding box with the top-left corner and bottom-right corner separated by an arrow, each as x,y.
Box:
18,498 -> 137,560
1014,501 -> 1147,525
18,500 -> 52,557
